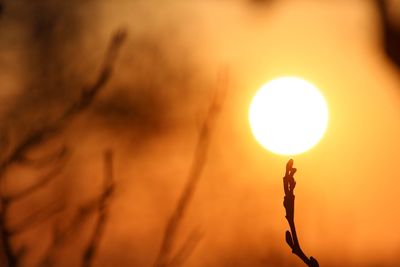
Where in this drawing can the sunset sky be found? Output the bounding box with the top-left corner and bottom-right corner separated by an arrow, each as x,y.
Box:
1,1 -> 400,266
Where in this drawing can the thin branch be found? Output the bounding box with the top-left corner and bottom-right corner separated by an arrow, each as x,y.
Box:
7,202 -> 64,236
168,229 -> 203,267
81,150 -> 115,267
3,159 -> 65,202
15,146 -> 68,168
0,29 -> 127,267
38,150 -> 117,267
153,69 -> 228,267
0,28 -> 127,173
38,224 -> 63,267
38,190 -> 108,267
62,29 -> 127,120
283,159 -> 319,267
0,200 -> 17,267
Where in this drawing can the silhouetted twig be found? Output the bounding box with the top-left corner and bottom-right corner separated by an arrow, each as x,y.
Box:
153,70 -> 228,267
81,150 -> 115,267
375,0 -> 400,69
283,159 -> 319,267
0,29 -> 127,267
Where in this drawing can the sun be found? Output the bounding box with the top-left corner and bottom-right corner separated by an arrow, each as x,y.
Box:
249,77 -> 329,155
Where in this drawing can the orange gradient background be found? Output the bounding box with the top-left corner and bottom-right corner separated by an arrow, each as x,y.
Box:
1,0 -> 400,266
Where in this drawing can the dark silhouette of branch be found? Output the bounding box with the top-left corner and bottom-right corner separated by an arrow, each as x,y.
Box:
0,199 -> 17,267
153,70 -> 228,267
0,29 -> 127,267
7,202 -> 64,237
375,0 -> 400,69
3,157 -> 66,203
0,197 -> 64,267
81,150 -> 115,267
15,146 -> 68,168
283,159 -> 319,267
38,151 -> 115,267
0,29 -> 127,172
39,192 -> 108,267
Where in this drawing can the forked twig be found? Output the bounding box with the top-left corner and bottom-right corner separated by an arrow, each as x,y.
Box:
283,159 -> 319,267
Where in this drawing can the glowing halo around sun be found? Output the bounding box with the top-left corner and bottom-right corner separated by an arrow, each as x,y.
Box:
249,77 -> 329,156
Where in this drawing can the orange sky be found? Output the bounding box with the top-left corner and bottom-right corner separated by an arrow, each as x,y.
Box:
157,1 -> 400,263
96,1 -> 400,265
1,0 -> 400,266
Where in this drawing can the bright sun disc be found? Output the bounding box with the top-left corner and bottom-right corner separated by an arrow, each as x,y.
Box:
249,77 -> 329,155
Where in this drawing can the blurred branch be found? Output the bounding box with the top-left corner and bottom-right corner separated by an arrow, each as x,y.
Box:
62,29 -> 127,119
81,150 -> 115,267
0,29 -> 127,267
39,192 -> 107,267
375,0 -> 400,68
168,229 -> 203,267
0,199 -> 17,267
7,202 -> 64,237
283,159 -> 319,267
15,146 -> 68,168
0,29 -> 127,172
38,151 -> 115,267
4,155 -> 66,202
153,69 -> 228,267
